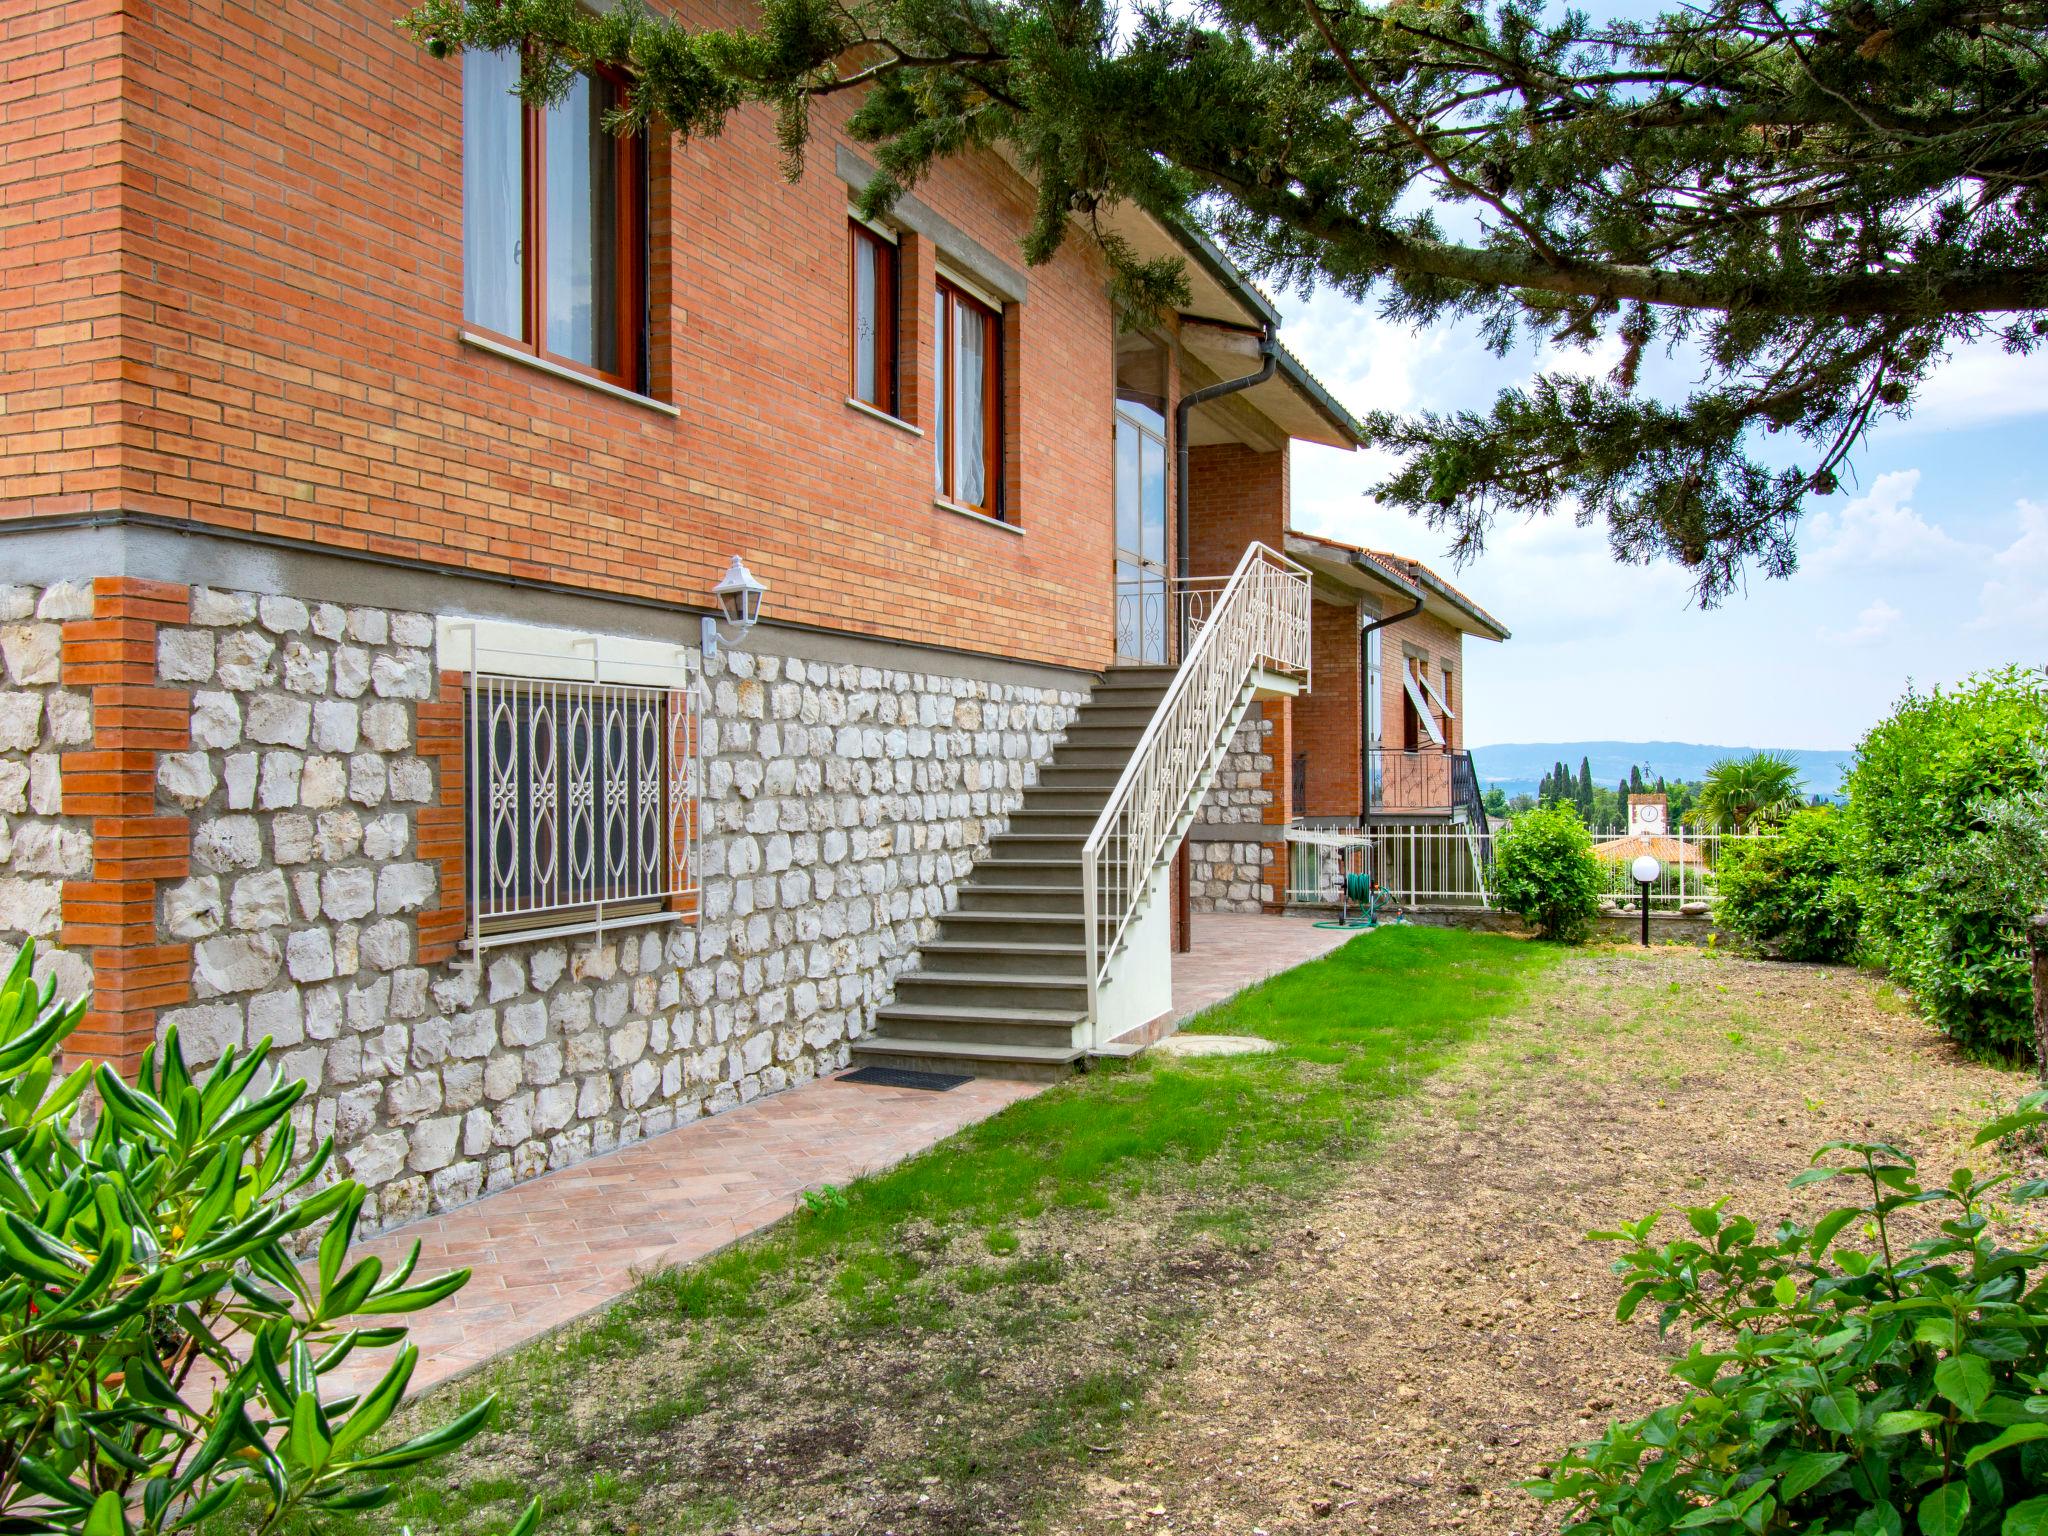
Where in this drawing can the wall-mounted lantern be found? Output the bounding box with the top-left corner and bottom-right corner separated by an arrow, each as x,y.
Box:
700,556 -> 767,663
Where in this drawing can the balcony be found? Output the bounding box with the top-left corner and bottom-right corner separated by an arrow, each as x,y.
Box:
1369,748 -> 1480,819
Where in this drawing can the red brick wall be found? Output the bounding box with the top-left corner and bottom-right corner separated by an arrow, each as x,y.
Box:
1187,443 -> 1288,576
0,0 -> 126,519
1380,610 -> 1467,751
1295,600 -> 1361,817
7,0 -> 1128,670
58,579 -> 194,1074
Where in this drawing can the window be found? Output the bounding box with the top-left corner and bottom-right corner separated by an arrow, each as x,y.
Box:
849,220 -> 899,415
1114,334 -> 1169,662
933,277 -> 1004,516
463,669 -> 700,945
1401,659 -> 1446,749
464,49 -> 648,390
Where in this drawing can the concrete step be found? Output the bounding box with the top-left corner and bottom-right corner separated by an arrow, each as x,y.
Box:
847,1035 -> 1084,1081
961,856 -> 1081,886
872,999 -> 1085,1046
1032,765 -> 1124,790
916,938 -> 1088,975
1017,788 -> 1113,813
956,884 -> 1085,914
1003,808 -> 1100,836
1072,704 -> 1160,729
891,972 -> 1089,1011
935,910 -> 1100,943
1058,723 -> 1145,747
1042,746 -> 1134,769
987,831 -> 1086,859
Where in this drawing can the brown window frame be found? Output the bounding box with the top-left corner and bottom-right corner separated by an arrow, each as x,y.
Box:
466,61 -> 649,394
848,219 -> 900,417
934,276 -> 1005,519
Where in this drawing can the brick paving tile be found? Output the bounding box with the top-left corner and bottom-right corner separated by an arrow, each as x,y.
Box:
322,915 -> 1351,1399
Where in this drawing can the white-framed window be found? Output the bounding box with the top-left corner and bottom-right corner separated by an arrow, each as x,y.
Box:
439,618 -> 703,949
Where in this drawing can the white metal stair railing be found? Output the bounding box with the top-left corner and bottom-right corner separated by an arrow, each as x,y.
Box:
1081,542 -> 1313,1032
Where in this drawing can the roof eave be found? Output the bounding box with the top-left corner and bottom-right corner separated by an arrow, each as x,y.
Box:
1158,216 -> 1366,449
1414,567 -> 1511,642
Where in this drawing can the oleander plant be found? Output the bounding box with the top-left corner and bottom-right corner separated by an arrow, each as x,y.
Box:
0,940 -> 536,1535
1531,1104 -> 2048,1536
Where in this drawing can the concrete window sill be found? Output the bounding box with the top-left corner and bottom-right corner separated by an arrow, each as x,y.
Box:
459,330 -> 681,418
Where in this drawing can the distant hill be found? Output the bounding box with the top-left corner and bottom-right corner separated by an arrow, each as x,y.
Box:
1466,740 -> 1855,799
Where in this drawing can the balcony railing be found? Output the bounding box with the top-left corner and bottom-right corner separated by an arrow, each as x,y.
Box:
1369,748 -> 1472,816
1113,575 -> 1237,664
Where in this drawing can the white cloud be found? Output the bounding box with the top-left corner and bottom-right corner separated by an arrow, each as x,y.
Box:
1972,499 -> 2048,630
1804,470 -> 1976,572
1902,342 -> 2048,433
1822,599 -> 1902,647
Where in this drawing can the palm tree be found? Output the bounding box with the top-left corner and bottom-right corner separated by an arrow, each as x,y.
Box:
1697,752 -> 1804,832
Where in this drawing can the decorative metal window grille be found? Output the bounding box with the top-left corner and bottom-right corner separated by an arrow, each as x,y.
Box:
466,671 -> 702,950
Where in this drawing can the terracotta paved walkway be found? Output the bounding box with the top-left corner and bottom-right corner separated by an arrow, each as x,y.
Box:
339,1074 -> 1035,1395
338,913 -> 1361,1397
1170,912 -> 1361,1023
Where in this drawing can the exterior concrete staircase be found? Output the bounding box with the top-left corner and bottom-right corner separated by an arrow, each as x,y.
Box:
849,542 -> 1313,1081
849,666 -> 1175,1079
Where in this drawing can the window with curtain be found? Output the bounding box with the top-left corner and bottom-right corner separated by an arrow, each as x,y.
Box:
933,277 -> 1003,516
463,49 -> 648,390
849,221 -> 900,415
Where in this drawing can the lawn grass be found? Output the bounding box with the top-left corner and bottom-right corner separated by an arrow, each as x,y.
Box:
230,924 -> 1555,1536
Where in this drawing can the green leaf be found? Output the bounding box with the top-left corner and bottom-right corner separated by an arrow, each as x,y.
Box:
1773,1274 -> 1798,1308
1876,1411 -> 1945,1438
1781,1451 -> 1848,1500
1939,1355 -> 1996,1418
82,1489 -> 127,1536
340,1394 -> 496,1473
1967,1424 -> 2048,1467
288,1386 -> 332,1472
1813,1389 -> 1861,1436
1975,1111 -> 2048,1146
1919,1483 -> 1970,1536
2004,1496 -> 2048,1536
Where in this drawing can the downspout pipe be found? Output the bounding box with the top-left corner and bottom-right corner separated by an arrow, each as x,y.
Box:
1357,565 -> 1424,825
1173,325 -> 1277,650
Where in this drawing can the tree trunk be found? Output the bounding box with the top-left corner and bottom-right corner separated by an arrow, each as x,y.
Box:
2031,912 -> 2048,1086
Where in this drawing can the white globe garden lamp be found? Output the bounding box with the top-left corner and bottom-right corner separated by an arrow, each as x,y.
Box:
1630,853 -> 1662,946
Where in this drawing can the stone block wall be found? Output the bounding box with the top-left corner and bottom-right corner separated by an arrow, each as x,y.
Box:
0,581 -> 96,1002
1188,706 -> 1284,913
1188,838 -> 1280,914
0,579 -> 1089,1231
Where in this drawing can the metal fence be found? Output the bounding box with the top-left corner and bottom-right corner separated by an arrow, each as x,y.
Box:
1283,822 -> 1779,913
1587,829 -> 1777,911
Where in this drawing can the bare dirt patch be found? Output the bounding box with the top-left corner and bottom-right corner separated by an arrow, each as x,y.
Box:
1050,947 -> 2026,1536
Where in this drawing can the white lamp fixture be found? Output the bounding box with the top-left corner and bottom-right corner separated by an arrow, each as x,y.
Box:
1630,853 -> 1662,947
700,556 -> 767,662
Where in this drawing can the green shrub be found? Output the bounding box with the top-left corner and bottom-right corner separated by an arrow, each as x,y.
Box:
1715,806 -> 1860,961
1843,667 -> 2048,1058
0,941 -> 537,1536
1532,1108 -> 2048,1536
1492,802 -> 1603,942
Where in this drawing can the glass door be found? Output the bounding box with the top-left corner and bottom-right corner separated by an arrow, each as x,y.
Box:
1114,338 -> 1170,663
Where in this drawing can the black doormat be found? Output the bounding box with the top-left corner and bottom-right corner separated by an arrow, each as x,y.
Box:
840,1065 -> 973,1092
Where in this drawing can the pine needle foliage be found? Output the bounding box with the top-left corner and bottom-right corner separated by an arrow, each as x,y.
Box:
403,0 -> 2048,601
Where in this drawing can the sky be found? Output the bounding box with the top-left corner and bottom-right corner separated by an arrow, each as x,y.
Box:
1274,287 -> 2048,753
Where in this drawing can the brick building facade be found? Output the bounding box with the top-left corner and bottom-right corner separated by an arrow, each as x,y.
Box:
0,0 -> 1497,1223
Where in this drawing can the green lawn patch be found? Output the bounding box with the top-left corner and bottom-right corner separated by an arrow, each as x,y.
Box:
230,925 -> 1555,1536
